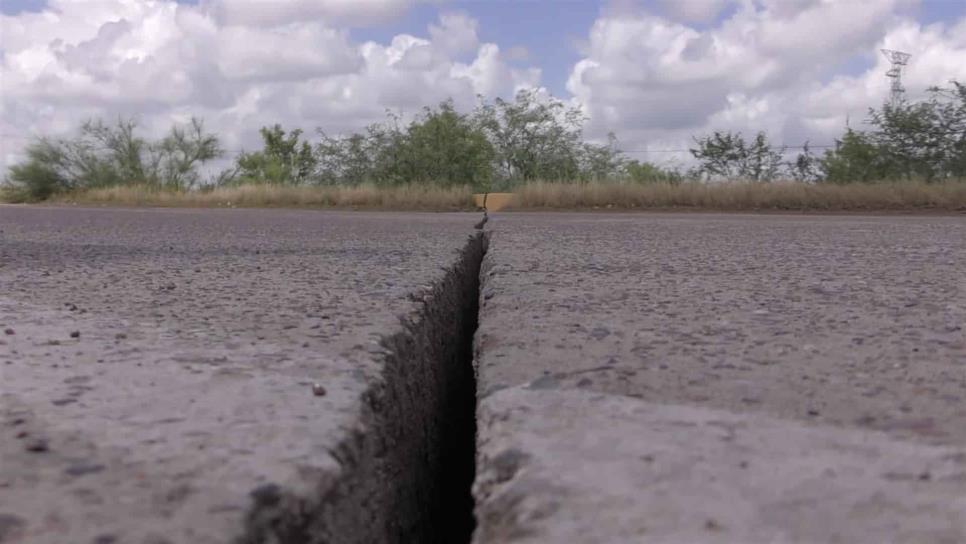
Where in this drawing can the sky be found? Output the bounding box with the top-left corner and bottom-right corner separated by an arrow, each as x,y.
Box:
2,0 -> 966,170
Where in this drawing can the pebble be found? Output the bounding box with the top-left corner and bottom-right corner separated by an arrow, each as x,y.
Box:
527,374 -> 560,390
249,483 -> 282,507
590,327 -> 611,340
3,329 -> 13,336
70,331 -> 80,338
312,383 -> 327,396
24,437 -> 49,453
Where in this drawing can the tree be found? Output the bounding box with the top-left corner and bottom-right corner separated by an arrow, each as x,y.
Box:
579,133 -> 624,183
311,95 -> 619,189
788,142 -> 821,183
315,131 -> 375,186
475,89 -> 585,182
396,100 -> 494,188
154,118 -> 222,189
6,117 -> 222,200
819,129 -> 891,184
690,131 -> 784,181
235,125 -> 317,185
868,81 -> 966,181
256,92 -> 624,188
314,115 -> 407,186
82,118 -> 147,185
7,149 -> 67,200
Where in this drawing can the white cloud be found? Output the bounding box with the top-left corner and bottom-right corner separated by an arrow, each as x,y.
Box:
0,1 -> 541,171
3,0 -> 964,175
568,0 -> 966,163
212,25 -> 362,81
203,0 -> 414,27
451,44 -> 541,98
656,0 -> 733,23
428,12 -> 479,56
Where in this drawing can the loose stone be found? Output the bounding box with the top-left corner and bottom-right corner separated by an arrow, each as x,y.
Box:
24,437 -> 49,453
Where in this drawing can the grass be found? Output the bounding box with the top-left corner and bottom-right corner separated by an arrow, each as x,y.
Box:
3,180 -> 965,213
42,184 -> 478,211
514,180 -> 966,212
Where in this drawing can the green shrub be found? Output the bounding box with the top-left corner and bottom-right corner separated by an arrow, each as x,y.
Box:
7,160 -> 66,201
4,117 -> 221,201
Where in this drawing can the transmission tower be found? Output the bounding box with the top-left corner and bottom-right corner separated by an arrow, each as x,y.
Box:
881,49 -> 911,105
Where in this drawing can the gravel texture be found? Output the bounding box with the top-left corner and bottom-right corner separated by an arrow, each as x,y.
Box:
473,212 -> 966,543
4,207 -> 966,543
0,206 -> 480,544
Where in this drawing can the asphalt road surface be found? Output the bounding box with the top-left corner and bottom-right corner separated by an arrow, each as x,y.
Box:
2,206 -> 965,543
0,206 -> 481,544
474,212 -> 966,543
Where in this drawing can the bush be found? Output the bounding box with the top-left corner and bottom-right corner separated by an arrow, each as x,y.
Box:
4,117 -> 222,200
7,160 -> 65,201
623,160 -> 683,184
232,125 -> 316,186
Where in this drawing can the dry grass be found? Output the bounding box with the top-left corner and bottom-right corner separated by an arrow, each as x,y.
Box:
49,183 -> 477,211
7,180 -> 965,213
512,181 -> 966,212
0,186 -> 19,203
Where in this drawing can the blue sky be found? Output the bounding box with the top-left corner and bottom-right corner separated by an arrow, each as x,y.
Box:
348,1 -> 604,96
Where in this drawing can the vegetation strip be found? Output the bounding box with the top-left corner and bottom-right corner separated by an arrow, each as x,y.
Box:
3,82 -> 964,204
20,181 -> 966,212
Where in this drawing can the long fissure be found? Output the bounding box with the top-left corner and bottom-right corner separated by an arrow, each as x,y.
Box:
416,230 -> 486,542
240,231 -> 487,543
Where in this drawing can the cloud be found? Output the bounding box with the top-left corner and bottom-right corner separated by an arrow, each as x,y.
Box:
451,44 -> 541,98
4,0 -> 964,175
0,1 -> 541,171
202,0 -> 414,27
212,25 -> 362,82
656,0 -> 733,23
568,0 -> 966,162
428,12 -> 479,56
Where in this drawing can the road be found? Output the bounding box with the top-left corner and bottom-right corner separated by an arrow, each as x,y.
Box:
0,206 -> 481,544
2,206 -> 965,543
474,212 -> 966,543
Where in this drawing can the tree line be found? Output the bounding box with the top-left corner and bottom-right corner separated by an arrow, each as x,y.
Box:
226,90 -> 627,189
691,81 -> 966,183
6,81 -> 964,200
